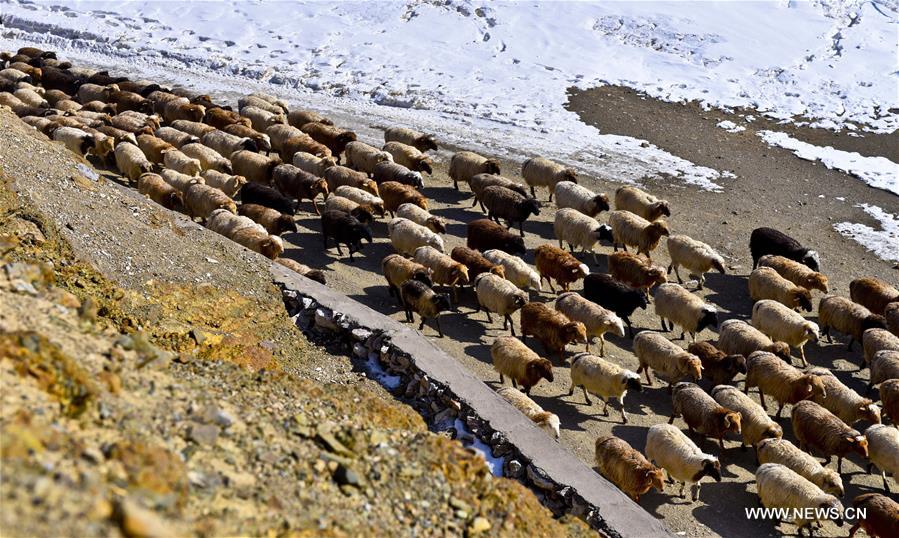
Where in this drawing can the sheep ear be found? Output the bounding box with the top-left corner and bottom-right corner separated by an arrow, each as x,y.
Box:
806,385 -> 813,393
844,435 -> 854,442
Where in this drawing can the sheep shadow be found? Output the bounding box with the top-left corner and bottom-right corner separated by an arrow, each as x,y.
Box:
699,272 -> 751,318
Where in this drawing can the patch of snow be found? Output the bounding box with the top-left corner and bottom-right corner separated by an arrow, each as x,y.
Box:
452,419 -> 503,477
758,131 -> 899,195
365,353 -> 401,390
834,204 -> 899,262
716,120 -> 746,133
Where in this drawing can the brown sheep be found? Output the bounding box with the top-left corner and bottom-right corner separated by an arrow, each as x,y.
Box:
608,251 -> 667,296
183,183 -> 237,220
276,258 -> 327,285
448,151 -> 500,190
792,400 -> 868,474
381,254 -> 432,302
230,150 -> 281,185
744,351 -> 827,418
851,277 -> 899,316
379,181 -> 427,216
204,107 -> 251,129
466,219 -> 526,256
758,255 -> 829,293
237,203 -> 297,235
519,302 -> 587,363
491,335 -> 554,394
324,166 -> 379,196
136,134 -> 174,164
162,100 -> 205,123
288,109 -> 333,128
820,295 -> 887,351
881,379 -> 899,426
594,435 -> 664,502
137,173 -> 181,210
670,382 -> 742,450
271,164 -> 329,215
687,341 -> 746,386
299,122 -> 357,162
534,244 -> 589,293
848,493 -> 899,538
108,90 -> 154,114
281,135 -> 333,162
450,246 -> 505,283
886,302 -> 899,337
608,210 -> 670,261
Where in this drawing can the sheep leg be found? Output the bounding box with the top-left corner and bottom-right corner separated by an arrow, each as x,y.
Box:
484,310 -> 493,323
775,403 -> 785,418
505,316 -> 516,337
660,318 -> 668,331
718,436 -> 724,451
619,400 -> 628,424
757,388 -> 767,411
434,317 -> 443,338
691,483 -> 700,502
601,399 -> 608,415
518,222 -> 524,237
625,319 -> 634,338
883,471 -> 890,492
846,336 -> 854,351
548,189 -> 554,202
568,243 -> 575,253
848,523 -> 860,538
452,284 -> 459,303
471,196 -> 479,208
530,185 -> 536,198
558,238 -> 564,249
511,378 -> 518,389
837,456 -> 843,474
546,279 -> 556,293
567,381 -> 575,397
598,336 -> 605,357
825,327 -> 832,343
312,201 -> 321,215
679,482 -> 686,499
697,275 -> 705,290
498,373 -> 505,384
582,388 -> 591,406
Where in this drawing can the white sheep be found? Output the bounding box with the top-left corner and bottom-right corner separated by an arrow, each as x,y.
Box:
666,234 -> 726,290
162,148 -> 202,177
395,203 -> 446,234
161,169 -> 204,193
608,210 -> 670,261
712,385 -> 783,448
344,141 -> 393,176
553,181 -> 609,218
645,423 -> 721,501
239,105 -> 285,132
749,267 -> 813,312
474,273 -> 529,335
717,319 -> 792,363
755,463 -> 844,534
114,142 -> 153,183
614,186 -> 671,221
521,157 -> 577,201
413,246 -> 469,300
865,424 -> 898,492
333,185 -> 385,216
201,129 -> 255,158
266,123 -> 306,153
180,143 -> 233,174
555,292 -> 624,356
869,350 -> 899,391
752,299 -> 820,366
448,150 -> 499,190
553,208 -> 608,263
863,328 -> 899,367
808,367 -> 881,425
51,126 -> 94,156
207,208 -> 265,237
567,353 -> 641,423
633,331 -> 703,387
201,169 -> 246,198
292,151 -> 337,178
756,438 -> 844,497
496,386 -> 560,439
482,250 -> 541,292
388,217 -> 444,256
654,283 -> 718,341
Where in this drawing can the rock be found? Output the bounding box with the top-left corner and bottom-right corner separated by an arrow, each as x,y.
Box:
333,463 -> 363,488
449,496 -> 470,512
187,422 -> 219,446
506,460 -> 523,478
316,424 -> 353,456
314,308 -> 338,330
202,406 -> 235,429
468,517 -> 491,534
526,465 -> 555,491
114,498 -> 175,538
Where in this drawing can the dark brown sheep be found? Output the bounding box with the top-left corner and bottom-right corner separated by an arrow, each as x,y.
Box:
851,277 -> 899,316
399,280 -> 451,337
687,341 -> 747,386
520,302 -> 587,363
534,244 -> 588,293
299,122 -> 357,162
608,251 -> 667,296
670,382 -> 742,451
466,219 -> 526,256
379,181 -> 427,216
479,185 -> 541,237
237,203 -> 297,235
450,246 -> 506,283
792,400 -> 868,474
271,164 -> 329,215
204,107 -> 251,129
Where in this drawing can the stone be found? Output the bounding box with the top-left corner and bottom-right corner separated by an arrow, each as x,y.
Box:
316,424 -> 353,456
314,308 -> 338,330
469,517 -> 491,534
188,422 -> 219,446
333,464 -> 363,488
506,459 -> 524,478
526,465 -> 555,491
114,498 -> 175,538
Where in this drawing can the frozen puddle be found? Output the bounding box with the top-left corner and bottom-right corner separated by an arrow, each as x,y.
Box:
758,131 -> 899,196
834,204 -> 899,263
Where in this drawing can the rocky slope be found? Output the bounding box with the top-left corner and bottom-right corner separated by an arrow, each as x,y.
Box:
0,109 -> 592,537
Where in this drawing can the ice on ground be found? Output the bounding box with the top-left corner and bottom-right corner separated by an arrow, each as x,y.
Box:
717,120 -> 746,133
365,353 -> 402,390
758,131 -> 899,196
834,204 -> 899,262
453,419 -> 504,477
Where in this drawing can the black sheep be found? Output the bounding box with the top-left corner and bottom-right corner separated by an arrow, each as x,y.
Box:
320,209 -> 372,262
480,185 -> 540,237
399,280 -> 451,337
86,71 -> 128,86
750,227 -> 820,271
466,219 -> 526,256
38,66 -> 85,95
582,273 -> 648,337
240,183 -> 297,215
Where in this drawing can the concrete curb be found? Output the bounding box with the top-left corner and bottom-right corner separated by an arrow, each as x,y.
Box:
272,264 -> 672,538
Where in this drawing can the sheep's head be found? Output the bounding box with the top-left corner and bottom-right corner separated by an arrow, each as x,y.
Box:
719,410 -> 742,435
561,168 -> 577,183
590,194 -> 610,216
821,470 -> 844,497
304,269 -> 327,285
697,307 -> 718,332
431,293 -> 452,314
452,264 -> 470,286
138,99 -> 155,114
647,266 -> 668,287
761,423 -> 783,442
489,264 -> 506,278
362,180 -> 380,197
857,401 -> 881,424
862,315 -> 887,332
276,215 -> 298,234
818,498 -> 844,527
184,103 -> 206,122
511,293 -> 528,311
239,137 -> 259,152
528,359 -> 554,384
483,159 -> 501,175
801,250 -> 821,272
652,200 -> 671,219
624,371 -> 642,392
261,236 -> 285,260
337,131 -> 357,145
411,269 -> 433,288
805,272 -> 829,293
767,341 -> 792,362
505,235 -> 526,256
645,467 -> 665,495
845,434 -> 868,458
647,221 -> 670,240
420,216 -> 444,234
711,256 -> 726,274
728,354 -> 748,374
682,354 -> 703,381
791,288 -> 813,312
414,195 -> 429,210
417,158 -> 433,175
695,458 -> 721,483
803,375 -> 827,400
350,206 -> 374,226
523,197 -> 540,217
596,224 -> 614,244
564,322 -> 588,345
418,135 -> 438,152
221,201 -> 238,215
533,411 -> 561,440
607,315 -> 626,338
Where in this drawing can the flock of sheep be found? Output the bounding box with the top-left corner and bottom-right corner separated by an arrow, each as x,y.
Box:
3,47 -> 898,537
